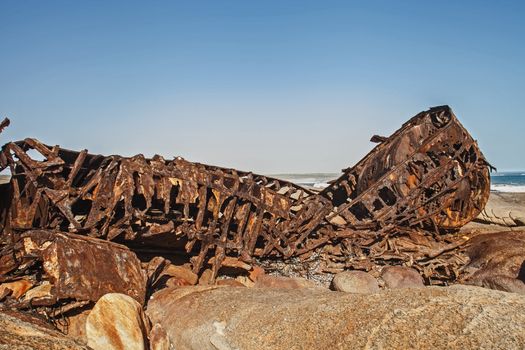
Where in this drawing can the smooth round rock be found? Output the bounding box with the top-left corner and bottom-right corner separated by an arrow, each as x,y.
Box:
146,285 -> 525,349
254,275 -> 319,289
381,266 -> 424,289
86,293 -> 148,350
331,270 -> 380,293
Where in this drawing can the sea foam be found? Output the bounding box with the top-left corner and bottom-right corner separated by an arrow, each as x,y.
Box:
490,184 -> 525,193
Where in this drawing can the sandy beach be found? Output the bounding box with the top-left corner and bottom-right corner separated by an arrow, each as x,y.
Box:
462,191 -> 525,234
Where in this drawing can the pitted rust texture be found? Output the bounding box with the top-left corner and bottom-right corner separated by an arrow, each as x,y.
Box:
321,106 -> 491,231
0,106 -> 491,292
0,229 -> 147,322
309,106 -> 491,282
0,138 -> 331,280
21,230 -> 147,304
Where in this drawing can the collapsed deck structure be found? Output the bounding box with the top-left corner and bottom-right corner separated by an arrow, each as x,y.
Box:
0,106 -> 491,317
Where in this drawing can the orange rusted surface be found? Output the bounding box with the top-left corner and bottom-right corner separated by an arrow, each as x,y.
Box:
0,105 -> 491,318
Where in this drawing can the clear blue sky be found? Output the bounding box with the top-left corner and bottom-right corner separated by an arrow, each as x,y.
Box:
1,1 -> 523,173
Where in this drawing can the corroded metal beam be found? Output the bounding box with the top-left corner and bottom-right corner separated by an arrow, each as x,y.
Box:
0,106 -> 491,299
322,106 -> 490,231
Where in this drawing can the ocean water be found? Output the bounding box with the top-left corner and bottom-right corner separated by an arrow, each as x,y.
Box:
490,171 -> 525,193
271,171 -> 525,193
270,173 -> 338,189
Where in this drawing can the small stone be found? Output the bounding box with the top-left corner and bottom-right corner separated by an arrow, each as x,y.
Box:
198,269 -> 213,285
162,264 -> 198,285
212,256 -> 252,271
23,281 -> 52,302
331,271 -> 380,293
149,323 -> 170,350
86,293 -> 148,350
166,277 -> 193,288
236,276 -> 255,287
216,279 -> 246,287
0,278 -> 33,299
381,266 -> 424,289
249,266 -> 265,282
328,215 -> 347,226
145,257 -> 170,286
254,275 -> 318,289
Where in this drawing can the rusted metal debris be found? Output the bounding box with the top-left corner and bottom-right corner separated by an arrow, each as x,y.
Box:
22,230 -> 146,303
0,105 -> 491,315
0,230 -> 146,317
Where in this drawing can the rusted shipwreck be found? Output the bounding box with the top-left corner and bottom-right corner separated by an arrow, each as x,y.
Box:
0,106 -> 490,315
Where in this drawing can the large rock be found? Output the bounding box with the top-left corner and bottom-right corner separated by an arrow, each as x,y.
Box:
147,285 -> 525,349
86,293 -> 148,350
0,310 -> 88,349
331,271 -> 379,293
462,230 -> 525,294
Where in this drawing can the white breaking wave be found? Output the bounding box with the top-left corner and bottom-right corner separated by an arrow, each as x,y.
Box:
312,182 -> 329,189
307,182 -> 525,193
273,174 -> 525,193
491,184 -> 525,193
307,183 -> 525,193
